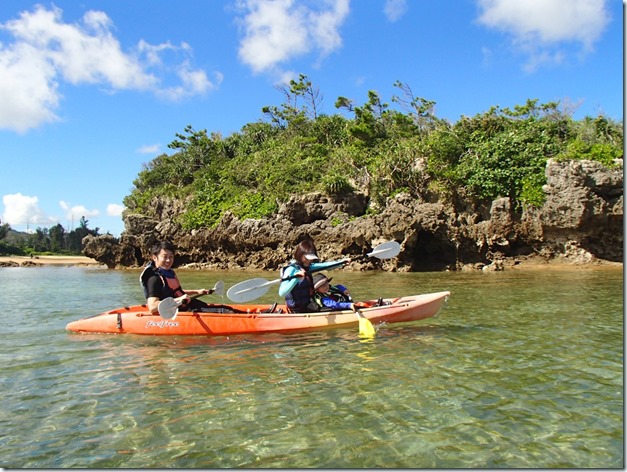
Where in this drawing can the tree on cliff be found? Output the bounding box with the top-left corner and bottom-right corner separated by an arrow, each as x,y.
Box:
123,75 -> 623,230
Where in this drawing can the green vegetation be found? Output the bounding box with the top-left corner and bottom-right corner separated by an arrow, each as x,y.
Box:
124,76 -> 623,229
0,216 -> 100,256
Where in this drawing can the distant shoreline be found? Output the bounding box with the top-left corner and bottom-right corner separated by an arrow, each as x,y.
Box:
0,255 -> 105,267
0,254 -> 622,271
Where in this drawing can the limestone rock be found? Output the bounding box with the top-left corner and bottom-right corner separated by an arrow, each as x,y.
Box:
83,159 -> 623,271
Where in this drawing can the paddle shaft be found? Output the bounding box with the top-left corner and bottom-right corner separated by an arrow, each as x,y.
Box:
227,241 -> 401,302
238,245 -> 394,293
158,280 -> 224,319
229,274 -> 299,296
184,280 -> 224,300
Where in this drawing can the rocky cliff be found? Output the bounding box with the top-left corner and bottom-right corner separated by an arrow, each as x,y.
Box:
84,159 -> 623,271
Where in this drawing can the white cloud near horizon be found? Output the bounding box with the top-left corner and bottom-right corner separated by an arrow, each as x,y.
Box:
384,0 -> 408,22
0,193 -> 114,231
107,204 -> 125,217
2,193 -> 58,227
476,0 -> 610,72
59,201 -> 99,227
0,5 -> 220,133
236,0 -> 350,76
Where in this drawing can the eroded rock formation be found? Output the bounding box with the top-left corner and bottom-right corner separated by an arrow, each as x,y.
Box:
83,159 -> 623,270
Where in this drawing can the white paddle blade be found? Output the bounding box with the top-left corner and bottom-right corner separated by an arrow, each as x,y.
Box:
227,278 -> 276,303
368,241 -> 400,259
212,280 -> 225,297
158,297 -> 181,320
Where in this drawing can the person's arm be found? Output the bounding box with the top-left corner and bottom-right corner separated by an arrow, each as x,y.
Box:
335,284 -> 349,294
310,258 -> 351,273
145,276 -> 164,314
321,295 -> 353,311
146,275 -> 190,314
278,265 -> 302,297
183,288 -> 210,297
147,297 -> 160,314
334,284 -> 352,300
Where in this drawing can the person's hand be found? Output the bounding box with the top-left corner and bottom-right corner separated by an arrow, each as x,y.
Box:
176,294 -> 190,305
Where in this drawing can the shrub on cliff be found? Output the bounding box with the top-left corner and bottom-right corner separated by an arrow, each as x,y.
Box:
123,76 -> 623,229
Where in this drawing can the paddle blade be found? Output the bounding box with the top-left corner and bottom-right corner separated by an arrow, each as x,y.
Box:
368,241 -> 400,259
158,297 -> 180,320
212,280 -> 225,297
358,317 -> 376,337
227,278 -> 273,303
353,306 -> 376,337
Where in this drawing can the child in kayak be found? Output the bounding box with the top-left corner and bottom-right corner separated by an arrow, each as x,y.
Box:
312,273 -> 354,311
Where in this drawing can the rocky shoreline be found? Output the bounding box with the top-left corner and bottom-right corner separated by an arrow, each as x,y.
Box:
83,159 -> 623,272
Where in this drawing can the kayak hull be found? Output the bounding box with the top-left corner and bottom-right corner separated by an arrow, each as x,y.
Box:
66,291 -> 450,336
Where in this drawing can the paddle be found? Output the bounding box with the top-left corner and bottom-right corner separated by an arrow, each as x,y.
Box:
158,280 -> 224,320
226,241 -> 401,303
341,290 -> 376,338
352,304 -> 376,338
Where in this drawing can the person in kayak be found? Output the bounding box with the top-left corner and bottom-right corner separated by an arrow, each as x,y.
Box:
140,241 -> 212,314
312,273 -> 354,311
278,239 -> 351,313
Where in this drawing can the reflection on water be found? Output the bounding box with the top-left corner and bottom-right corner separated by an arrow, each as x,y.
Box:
0,266 -> 622,468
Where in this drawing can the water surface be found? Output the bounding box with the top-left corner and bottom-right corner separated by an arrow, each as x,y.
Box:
0,266 -> 622,468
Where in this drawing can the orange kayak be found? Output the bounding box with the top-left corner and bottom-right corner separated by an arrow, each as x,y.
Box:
66,291 -> 450,336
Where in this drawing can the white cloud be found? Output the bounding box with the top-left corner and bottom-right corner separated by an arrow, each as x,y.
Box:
0,5 -> 220,133
156,64 -> 223,101
59,201 -> 99,226
2,193 -> 57,227
137,39 -> 185,67
107,204 -> 125,217
384,0 -> 408,22
137,143 -> 161,154
236,0 -> 350,75
476,0 -> 610,72
0,42 -> 61,133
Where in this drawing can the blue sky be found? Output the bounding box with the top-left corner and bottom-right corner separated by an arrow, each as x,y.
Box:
0,0 -> 622,237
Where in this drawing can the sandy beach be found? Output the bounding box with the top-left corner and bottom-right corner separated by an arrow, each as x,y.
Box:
0,255 -> 105,267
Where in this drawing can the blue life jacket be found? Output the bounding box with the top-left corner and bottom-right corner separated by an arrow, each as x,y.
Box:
282,263 -> 316,312
314,284 -> 351,309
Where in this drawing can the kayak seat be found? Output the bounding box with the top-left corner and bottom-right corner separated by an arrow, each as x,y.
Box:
260,302 -> 278,314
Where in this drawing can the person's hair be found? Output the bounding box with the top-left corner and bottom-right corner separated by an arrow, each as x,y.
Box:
294,239 -> 317,264
151,241 -> 176,257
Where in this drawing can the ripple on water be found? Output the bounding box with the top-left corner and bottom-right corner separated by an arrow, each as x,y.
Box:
0,267 -> 623,468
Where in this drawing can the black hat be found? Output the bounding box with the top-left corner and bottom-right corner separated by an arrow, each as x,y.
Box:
313,273 -> 332,290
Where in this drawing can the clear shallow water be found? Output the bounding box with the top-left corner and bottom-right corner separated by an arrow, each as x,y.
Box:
0,266 -> 622,468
